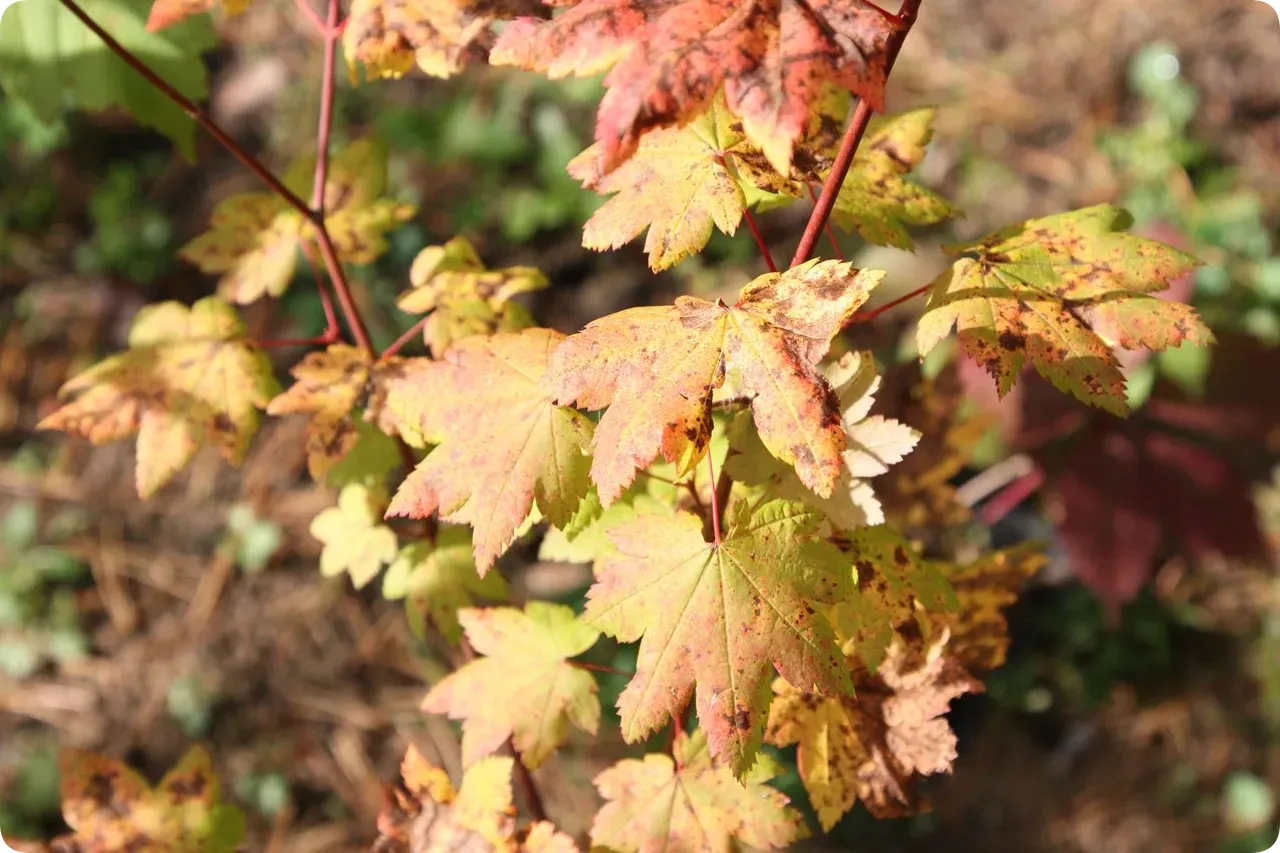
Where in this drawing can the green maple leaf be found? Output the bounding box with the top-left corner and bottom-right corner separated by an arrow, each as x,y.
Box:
585,499 -> 853,775
590,729 -> 807,853
309,483 -> 399,589
382,525 -> 509,643
0,0 -> 216,157
827,525 -> 959,672
916,204 -> 1211,415
422,602 -> 600,769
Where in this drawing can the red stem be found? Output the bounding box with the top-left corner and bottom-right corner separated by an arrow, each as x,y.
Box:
301,244 -> 341,340
978,467 -> 1047,527
510,743 -> 548,822
291,0 -> 327,36
312,0 -> 340,219
807,185 -> 845,262
844,282 -> 931,327
379,316 -> 431,362
706,453 -> 723,545
253,334 -> 338,349
571,661 -> 633,677
790,0 -> 922,268
742,208 -> 777,273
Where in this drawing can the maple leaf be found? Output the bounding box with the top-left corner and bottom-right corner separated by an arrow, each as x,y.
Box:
491,0 -> 898,176
310,483 -> 399,588
344,0 -> 544,81
585,499 -> 852,773
38,296 -> 278,498
934,544 -> 1046,673
766,631 -> 981,826
726,351 -> 920,530
549,260 -> 882,504
916,204 -> 1211,415
266,345 -> 407,480
383,525 -> 509,643
386,328 -> 594,573
56,746 -> 244,852
146,0 -> 249,31
179,139 -> 415,304
422,602 -> 601,768
373,746 -> 579,853
826,525 -> 958,672
590,729 -> 806,853
396,237 -> 546,356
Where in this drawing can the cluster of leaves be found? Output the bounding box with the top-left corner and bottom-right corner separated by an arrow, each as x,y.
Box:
8,747 -> 244,852
27,0 -> 1224,847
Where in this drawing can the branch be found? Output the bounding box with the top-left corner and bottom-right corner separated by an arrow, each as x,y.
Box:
742,209 -> 777,273
790,0 -> 924,268
843,281 -> 930,327
379,316 -> 430,362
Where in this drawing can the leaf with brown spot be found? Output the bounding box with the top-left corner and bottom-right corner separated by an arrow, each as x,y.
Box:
38,296 -> 279,498
310,483 -> 399,589
933,544 -> 1046,673
549,260 -> 882,504
266,344 -> 406,480
422,602 -> 600,768
179,139 -> 414,304
585,499 -> 852,774
55,746 -> 244,852
397,237 -> 546,356
725,350 -> 920,531
590,729 -> 807,853
491,0 -> 898,176
344,0 -> 545,81
386,328 -> 594,573
766,630 -> 980,826
916,204 -> 1211,415
827,525 -> 959,673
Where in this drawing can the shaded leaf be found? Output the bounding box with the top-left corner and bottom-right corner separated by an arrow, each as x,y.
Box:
344,0 -> 544,81
916,204 -> 1211,415
146,0 -> 248,31
179,139 -> 415,304
726,351 -> 919,530
586,499 -> 853,774
397,237 -> 546,356
423,602 -> 600,768
492,0 -> 898,176
936,544 -> 1046,672
0,0 -> 216,157
38,296 -> 278,498
382,525 -> 509,643
827,525 -> 958,672
310,483 -> 399,588
591,729 -> 806,853
766,631 -> 980,826
56,746 -> 244,852
267,345 -> 407,480
550,260 -> 882,504
386,328 -> 594,573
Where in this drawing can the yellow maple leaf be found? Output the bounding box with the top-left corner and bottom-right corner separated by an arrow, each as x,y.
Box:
397,237 -> 546,356
766,631 -> 981,827
179,139 -> 415,304
39,296 -> 278,498
266,344 -> 408,480
422,602 -> 600,768
590,729 -> 807,853
343,0 -> 545,81
549,260 -> 882,505
55,746 -> 243,852
310,483 -> 399,588
934,543 -> 1047,673
385,328 -> 594,573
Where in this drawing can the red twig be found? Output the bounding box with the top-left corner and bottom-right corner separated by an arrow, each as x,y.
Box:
844,282 -> 931,327
253,334 -> 338,349
312,0 -> 340,219
571,661 -> 633,677
291,0 -> 327,35
978,467 -> 1047,527
742,208 -> 777,273
301,244 -> 341,340
790,0 -> 922,268
509,742 -> 548,822
706,453 -> 723,545
807,185 -> 845,261
379,316 -> 431,362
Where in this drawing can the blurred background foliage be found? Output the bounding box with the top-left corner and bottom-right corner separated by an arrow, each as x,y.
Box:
1,1 -> 1278,851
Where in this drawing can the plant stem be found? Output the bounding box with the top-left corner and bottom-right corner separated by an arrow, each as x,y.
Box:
807,185 -> 845,261
742,208 -> 777,273
301,244 -> 341,340
379,316 -> 431,362
706,453 -> 723,545
509,741 -> 549,822
312,0 -> 340,219
978,467 -> 1046,527
571,661 -> 633,677
844,282 -> 931,327
291,0 -> 327,35
253,334 -> 338,349
790,0 -> 923,268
